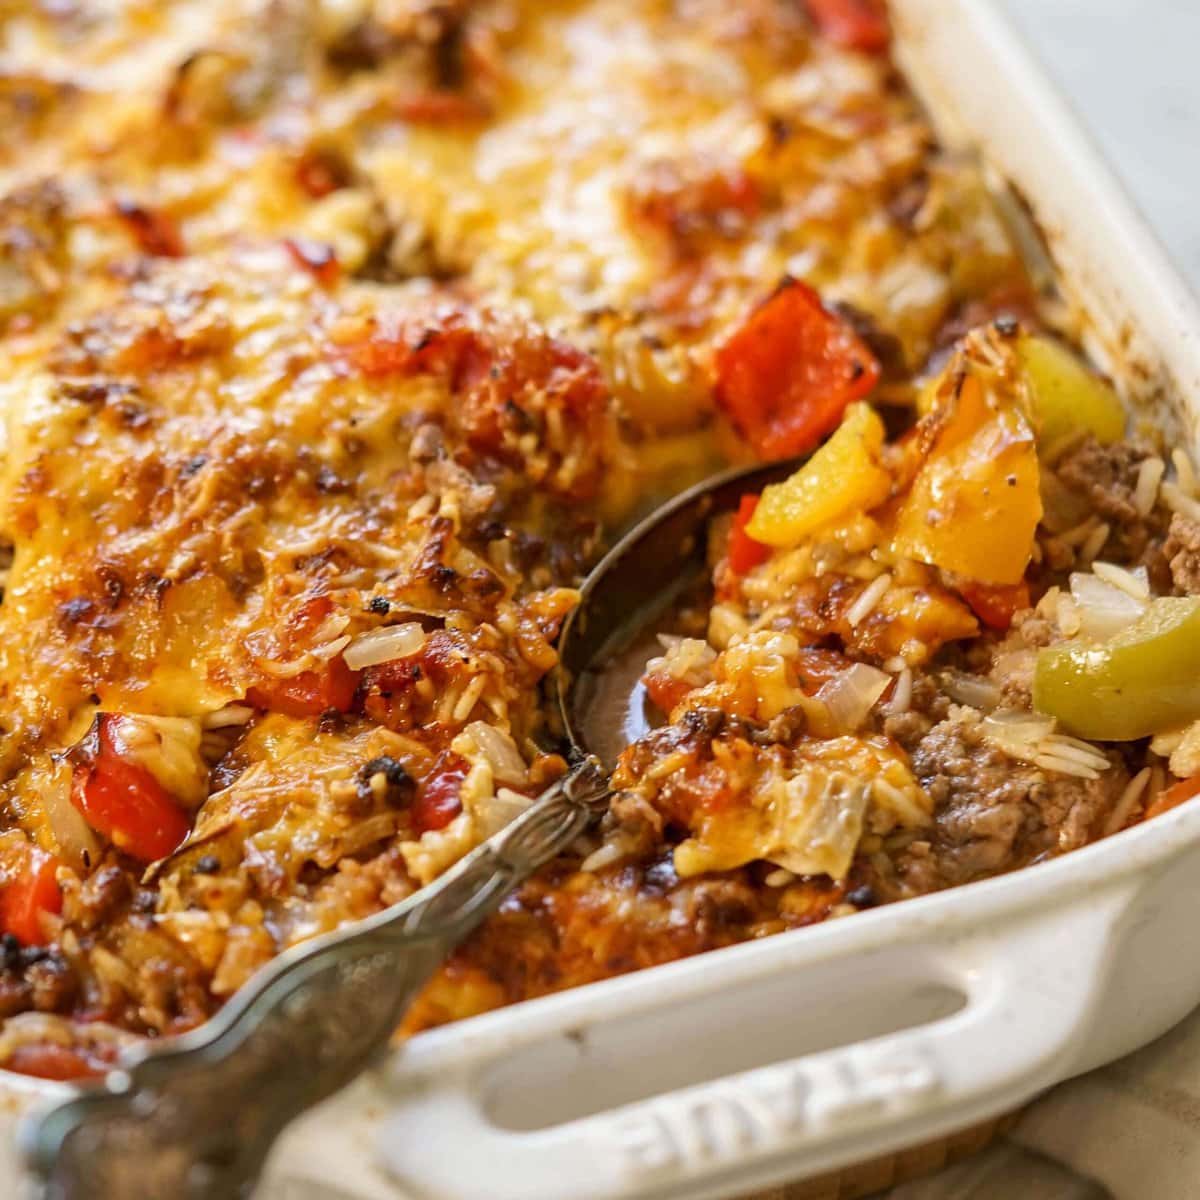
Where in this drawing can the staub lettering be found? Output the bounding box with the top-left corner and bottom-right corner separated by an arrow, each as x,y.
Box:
605,1041 -> 941,1179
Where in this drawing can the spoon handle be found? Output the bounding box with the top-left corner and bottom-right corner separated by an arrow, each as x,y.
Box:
22,757 -> 610,1200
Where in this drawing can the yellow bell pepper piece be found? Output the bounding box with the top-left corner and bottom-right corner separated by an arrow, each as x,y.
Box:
890,370 -> 1042,585
1018,334 -> 1125,447
746,403 -> 892,548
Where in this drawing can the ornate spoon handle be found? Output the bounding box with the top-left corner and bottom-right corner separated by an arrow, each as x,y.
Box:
22,758 -> 610,1200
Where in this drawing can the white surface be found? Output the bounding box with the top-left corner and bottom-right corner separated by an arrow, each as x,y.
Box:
1003,0 -> 1200,293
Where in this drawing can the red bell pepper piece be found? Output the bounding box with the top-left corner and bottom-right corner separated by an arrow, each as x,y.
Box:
247,656 -> 360,718
727,494 -> 770,576
413,753 -> 469,834
806,0 -> 891,54
0,850 -> 62,947
715,279 -> 881,461
641,670 -> 694,717
5,1043 -> 100,1081
283,237 -> 341,288
71,715 -> 191,863
959,580 -> 1032,632
112,199 -> 186,257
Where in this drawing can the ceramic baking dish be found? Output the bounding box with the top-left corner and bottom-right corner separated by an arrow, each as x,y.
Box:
5,1 -> 1200,1196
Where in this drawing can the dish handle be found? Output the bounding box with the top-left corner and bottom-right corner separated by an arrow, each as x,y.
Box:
372,884 -> 1133,1200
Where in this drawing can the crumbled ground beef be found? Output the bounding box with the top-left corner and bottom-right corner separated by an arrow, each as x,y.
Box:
882,709 -> 930,751
684,878 -> 759,934
1165,512 -> 1200,595
983,606 -> 1058,709
605,788 -> 664,859
881,673 -> 950,752
1055,436 -> 1171,577
902,710 -> 1129,890
1056,436 -> 1150,525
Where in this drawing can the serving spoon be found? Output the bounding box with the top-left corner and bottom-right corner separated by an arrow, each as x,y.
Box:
21,455 -> 798,1200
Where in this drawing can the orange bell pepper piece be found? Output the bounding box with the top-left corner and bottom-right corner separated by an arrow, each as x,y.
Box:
891,371 -> 1041,586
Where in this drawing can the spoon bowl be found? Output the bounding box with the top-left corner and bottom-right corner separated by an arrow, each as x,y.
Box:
558,455 -> 802,765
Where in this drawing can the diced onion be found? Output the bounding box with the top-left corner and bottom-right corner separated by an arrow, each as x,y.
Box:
40,760 -> 99,870
845,574 -> 892,628
343,623 -> 426,670
982,712 -> 1110,779
982,712 -> 1055,762
457,721 -> 528,786
815,663 -> 891,734
1169,720 -> 1200,780
940,671 -> 1001,712
109,714 -> 208,808
1069,571 -> 1146,641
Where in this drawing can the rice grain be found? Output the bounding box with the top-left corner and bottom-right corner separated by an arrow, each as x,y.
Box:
1034,753 -> 1100,781
845,573 -> 892,627
885,667 -> 913,716
1103,767 -> 1152,836
1079,522 -> 1111,563
1172,448 -> 1198,498
1091,561 -> 1150,601
1162,482 -> 1200,523
1134,456 -> 1165,515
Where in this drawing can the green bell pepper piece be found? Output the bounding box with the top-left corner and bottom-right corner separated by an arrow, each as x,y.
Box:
1018,334 -> 1126,447
1034,597 -> 1200,740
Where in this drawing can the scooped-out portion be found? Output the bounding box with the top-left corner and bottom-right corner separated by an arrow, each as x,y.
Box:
410,322 -> 1200,1032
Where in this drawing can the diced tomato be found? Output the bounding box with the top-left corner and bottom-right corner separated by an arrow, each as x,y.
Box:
293,149 -> 351,200
414,753 -> 469,834
283,237 -> 341,287
336,317 -> 483,381
958,580 -> 1032,632
112,199 -> 185,258
727,494 -> 770,576
247,656 -> 360,718
70,716 -> 191,863
714,278 -> 881,461
642,670 -> 693,717
0,851 -> 62,947
805,0 -> 891,54
628,161 -> 760,248
395,92 -> 487,125
5,1043 -> 101,1081
1144,776 -> 1200,823
793,646 -> 855,695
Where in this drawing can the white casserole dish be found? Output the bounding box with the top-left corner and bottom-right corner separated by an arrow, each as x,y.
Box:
5,1 -> 1200,1196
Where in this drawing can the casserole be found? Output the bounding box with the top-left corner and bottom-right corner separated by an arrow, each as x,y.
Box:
3,1 -> 1200,1198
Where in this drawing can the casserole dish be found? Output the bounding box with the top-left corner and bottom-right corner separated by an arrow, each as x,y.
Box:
4,0 -> 1200,1196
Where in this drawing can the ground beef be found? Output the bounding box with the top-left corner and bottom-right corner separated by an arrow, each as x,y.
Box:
1165,512 -> 1200,595
605,788 -> 664,860
1056,436 -> 1149,524
881,673 -> 951,752
882,709 -> 930,751
1055,436 -> 1170,576
984,607 -> 1057,709
683,877 -> 760,935
903,710 -> 1129,890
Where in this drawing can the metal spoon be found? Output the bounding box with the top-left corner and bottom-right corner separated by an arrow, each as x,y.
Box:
21,456 -> 798,1200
